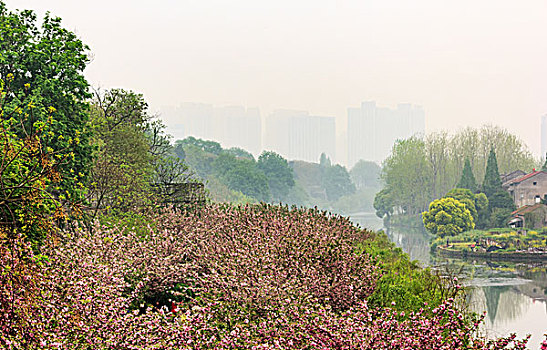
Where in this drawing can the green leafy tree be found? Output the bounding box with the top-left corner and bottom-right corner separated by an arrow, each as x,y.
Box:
373,188 -> 394,220
474,193 -> 490,229
489,207 -> 512,228
88,89 -> 195,216
482,147 -> 502,198
488,190 -> 515,212
443,188 -> 490,229
422,197 -> 474,237
319,152 -> 331,168
225,147 -> 254,160
444,188 -> 478,223
257,151 -> 294,202
322,164 -> 356,202
0,78 -> 65,246
213,153 -> 271,202
177,136 -> 223,155
0,3 -> 92,198
457,158 -> 477,192
88,89 -> 155,215
350,160 -> 381,189
382,137 -> 433,214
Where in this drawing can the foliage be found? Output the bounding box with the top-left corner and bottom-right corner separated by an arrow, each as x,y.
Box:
0,79 -> 65,245
176,136 -> 223,155
374,188 -> 395,220
489,207 -> 513,229
360,231 -> 461,313
257,151 -> 295,202
444,188 -> 490,229
458,158 -> 477,192
87,89 -> 196,218
488,190 -> 515,212
322,164 -> 356,202
382,137 -> 433,215
350,159 -> 381,189
483,148 -> 503,198
319,152 -> 331,167
0,205 -> 531,349
475,193 -> 490,229
331,187 -> 378,215
213,153 -> 271,202
380,126 -> 537,216
0,3 -> 92,197
87,89 -> 156,216
423,197 -> 475,237
224,146 -> 254,160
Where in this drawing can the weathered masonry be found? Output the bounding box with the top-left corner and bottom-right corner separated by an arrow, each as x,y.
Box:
503,171 -> 547,208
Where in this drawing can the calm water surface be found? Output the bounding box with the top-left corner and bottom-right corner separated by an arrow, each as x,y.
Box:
349,213 -> 547,349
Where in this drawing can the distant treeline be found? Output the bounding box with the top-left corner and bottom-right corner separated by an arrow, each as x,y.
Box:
375,125 -> 538,218
174,137 -> 382,214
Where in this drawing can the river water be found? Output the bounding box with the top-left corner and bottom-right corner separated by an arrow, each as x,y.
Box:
349,212 -> 547,349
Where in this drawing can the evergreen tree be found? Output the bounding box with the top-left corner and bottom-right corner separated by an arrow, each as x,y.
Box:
457,158 -> 477,192
482,147 -> 502,198
542,153 -> 547,171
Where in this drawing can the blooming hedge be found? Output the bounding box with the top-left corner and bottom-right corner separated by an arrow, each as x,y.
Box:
0,204 -> 535,349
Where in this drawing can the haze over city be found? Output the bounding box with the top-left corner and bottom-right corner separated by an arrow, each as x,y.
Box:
6,0 -> 547,157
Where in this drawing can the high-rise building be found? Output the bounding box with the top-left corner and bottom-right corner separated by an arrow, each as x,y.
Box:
265,110 -> 336,163
162,103 -> 262,157
347,101 -> 425,167
541,115 -> 547,160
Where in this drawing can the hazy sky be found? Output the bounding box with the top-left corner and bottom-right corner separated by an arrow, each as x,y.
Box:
6,0 -> 547,156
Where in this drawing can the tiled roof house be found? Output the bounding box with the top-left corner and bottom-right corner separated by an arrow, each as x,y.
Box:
504,170 -> 547,208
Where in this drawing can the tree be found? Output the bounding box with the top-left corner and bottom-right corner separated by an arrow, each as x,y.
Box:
457,158 -> 477,192
319,153 -> 331,168
213,153 -> 271,202
444,188 -> 478,224
482,147 -> 503,198
87,89 -> 196,216
322,165 -> 356,202
225,147 -> 254,160
0,3 -> 92,198
488,190 -> 515,212
257,151 -> 294,202
177,137 -> 222,155
87,89 -> 155,214
443,188 -> 490,229
474,193 -> 490,229
373,188 -> 394,220
422,197 -> 474,237
382,137 -> 433,214
350,160 -> 381,189
0,78 -> 66,246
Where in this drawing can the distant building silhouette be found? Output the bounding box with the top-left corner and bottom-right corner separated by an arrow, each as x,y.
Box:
347,101 -> 425,167
163,103 -> 262,157
265,110 -> 336,163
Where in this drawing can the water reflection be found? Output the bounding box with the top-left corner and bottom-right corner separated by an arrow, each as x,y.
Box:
348,213 -> 547,349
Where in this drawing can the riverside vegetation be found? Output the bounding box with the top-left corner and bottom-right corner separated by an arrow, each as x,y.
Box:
1,2 -> 547,349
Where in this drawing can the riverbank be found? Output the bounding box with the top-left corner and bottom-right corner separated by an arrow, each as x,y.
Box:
431,228 -> 547,263
436,245 -> 547,261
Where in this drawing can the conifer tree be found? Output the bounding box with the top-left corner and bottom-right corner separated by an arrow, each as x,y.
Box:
542,153 -> 547,171
457,158 -> 477,192
482,147 -> 502,197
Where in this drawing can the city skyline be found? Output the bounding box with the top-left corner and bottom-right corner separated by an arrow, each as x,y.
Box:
6,0 -> 547,157
162,99 -> 427,167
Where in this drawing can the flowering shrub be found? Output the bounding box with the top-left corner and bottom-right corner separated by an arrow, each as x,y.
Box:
0,204 -> 532,349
